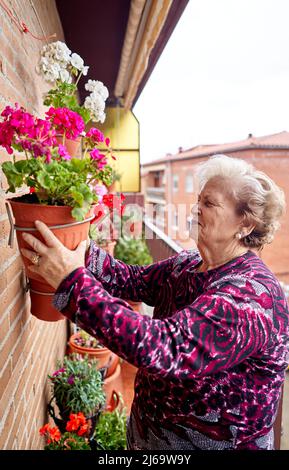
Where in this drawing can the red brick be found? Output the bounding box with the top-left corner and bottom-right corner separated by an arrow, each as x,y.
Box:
0,270 -> 23,312
0,358 -> 12,400
0,315 -> 10,349
4,399 -> 25,449
0,402 -> 14,448
0,0 -> 65,451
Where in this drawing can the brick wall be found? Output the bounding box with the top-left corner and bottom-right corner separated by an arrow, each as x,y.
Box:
0,0 -> 68,450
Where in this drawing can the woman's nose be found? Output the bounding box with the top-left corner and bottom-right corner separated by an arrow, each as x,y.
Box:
191,203 -> 200,216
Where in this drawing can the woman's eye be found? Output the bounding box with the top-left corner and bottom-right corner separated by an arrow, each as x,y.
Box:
205,201 -> 212,207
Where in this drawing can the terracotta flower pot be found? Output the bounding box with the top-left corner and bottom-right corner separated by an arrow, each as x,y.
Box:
103,364 -> 122,407
7,195 -> 94,322
127,300 -> 143,313
105,390 -> 121,412
56,135 -> 82,157
68,333 -> 119,377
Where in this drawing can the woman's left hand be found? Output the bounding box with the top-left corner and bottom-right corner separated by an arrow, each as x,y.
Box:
21,220 -> 87,289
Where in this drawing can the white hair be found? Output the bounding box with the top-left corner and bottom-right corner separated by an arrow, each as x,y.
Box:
195,154 -> 286,248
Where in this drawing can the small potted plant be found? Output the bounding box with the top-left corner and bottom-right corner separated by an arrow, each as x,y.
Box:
48,354 -> 106,438
114,237 -> 153,312
93,398 -> 127,450
40,398 -> 127,450
39,412 -> 91,450
68,330 -> 122,407
68,329 -> 119,378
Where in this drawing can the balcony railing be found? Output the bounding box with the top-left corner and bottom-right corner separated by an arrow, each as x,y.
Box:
146,187 -> 166,203
143,217 -> 182,262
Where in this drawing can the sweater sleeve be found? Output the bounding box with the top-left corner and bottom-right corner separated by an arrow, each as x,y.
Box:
53,267 -> 275,379
84,241 -> 180,306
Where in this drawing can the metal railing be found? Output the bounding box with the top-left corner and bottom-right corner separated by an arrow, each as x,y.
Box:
143,217 -> 182,262
146,187 -> 166,203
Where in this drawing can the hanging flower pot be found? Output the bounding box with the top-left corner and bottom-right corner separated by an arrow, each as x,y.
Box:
6,195 -> 94,322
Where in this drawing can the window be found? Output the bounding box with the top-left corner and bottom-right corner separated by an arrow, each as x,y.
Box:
173,174 -> 179,192
185,174 -> 194,193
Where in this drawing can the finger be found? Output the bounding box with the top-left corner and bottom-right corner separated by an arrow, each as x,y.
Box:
34,220 -> 62,248
22,232 -> 48,255
75,239 -> 87,254
21,248 -> 40,262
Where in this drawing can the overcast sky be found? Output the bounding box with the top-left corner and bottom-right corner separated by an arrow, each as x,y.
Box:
133,0 -> 289,164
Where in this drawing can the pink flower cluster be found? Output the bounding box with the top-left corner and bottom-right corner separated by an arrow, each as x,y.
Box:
90,148 -> 108,169
0,104 -> 57,161
46,107 -> 85,139
86,127 -> 105,143
0,104 -> 113,169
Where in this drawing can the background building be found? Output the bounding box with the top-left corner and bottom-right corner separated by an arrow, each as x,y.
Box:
142,131 -> 289,287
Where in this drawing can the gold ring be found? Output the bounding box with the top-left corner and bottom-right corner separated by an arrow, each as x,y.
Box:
31,253 -> 40,266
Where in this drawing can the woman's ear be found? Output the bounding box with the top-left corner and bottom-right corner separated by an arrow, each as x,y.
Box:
239,214 -> 255,238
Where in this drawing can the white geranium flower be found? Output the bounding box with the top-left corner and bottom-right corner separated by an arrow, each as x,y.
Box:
98,111 -> 106,123
90,92 -> 106,110
70,53 -> 84,70
82,65 -> 89,76
84,80 -> 109,101
84,95 -> 106,122
85,79 -> 97,92
53,41 -> 71,63
44,69 -> 59,83
59,69 -> 72,83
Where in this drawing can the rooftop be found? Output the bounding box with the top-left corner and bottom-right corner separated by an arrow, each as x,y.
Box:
142,131 -> 289,167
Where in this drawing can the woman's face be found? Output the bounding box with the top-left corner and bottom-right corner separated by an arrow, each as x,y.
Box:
191,177 -> 242,248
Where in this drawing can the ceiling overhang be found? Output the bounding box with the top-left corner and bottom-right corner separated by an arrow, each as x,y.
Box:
56,0 -> 189,109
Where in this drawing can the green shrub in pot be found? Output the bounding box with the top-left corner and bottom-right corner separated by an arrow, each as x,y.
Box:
114,237 -> 152,265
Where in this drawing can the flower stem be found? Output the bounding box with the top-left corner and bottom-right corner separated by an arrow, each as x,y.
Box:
75,71 -> 83,87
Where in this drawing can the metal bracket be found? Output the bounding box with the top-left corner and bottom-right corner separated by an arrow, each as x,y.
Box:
5,202 -> 14,248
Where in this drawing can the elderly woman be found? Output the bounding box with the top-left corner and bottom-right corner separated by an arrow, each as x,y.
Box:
21,155 -> 289,450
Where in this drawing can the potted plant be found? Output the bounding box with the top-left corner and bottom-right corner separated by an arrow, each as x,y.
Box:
0,40 -> 117,321
68,330 -> 122,406
68,329 -> 119,378
93,399 -> 127,450
40,395 -> 126,450
48,354 -> 106,438
39,412 -> 91,450
114,237 -> 153,312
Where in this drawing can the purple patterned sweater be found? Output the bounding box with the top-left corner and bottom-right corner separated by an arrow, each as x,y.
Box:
53,245 -> 289,450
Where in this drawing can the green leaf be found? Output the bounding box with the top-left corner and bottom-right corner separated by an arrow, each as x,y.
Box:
71,206 -> 87,221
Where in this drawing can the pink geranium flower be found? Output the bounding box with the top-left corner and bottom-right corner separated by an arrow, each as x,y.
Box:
46,107 -> 85,140
89,148 -> 108,169
58,144 -> 71,160
86,127 -> 104,143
